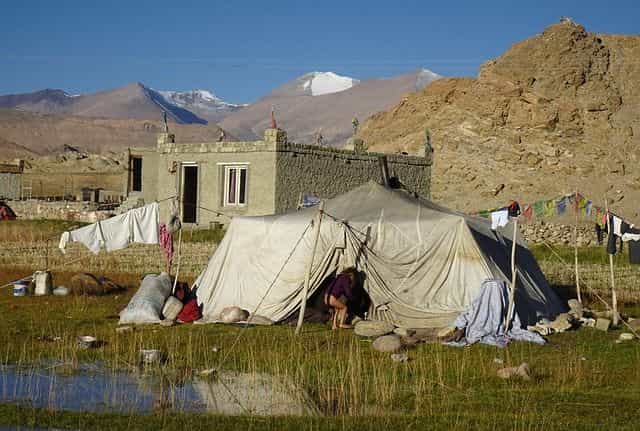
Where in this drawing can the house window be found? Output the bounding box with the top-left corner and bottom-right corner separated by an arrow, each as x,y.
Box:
224,165 -> 248,206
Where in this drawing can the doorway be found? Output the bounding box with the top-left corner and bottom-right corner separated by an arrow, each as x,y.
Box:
182,164 -> 198,223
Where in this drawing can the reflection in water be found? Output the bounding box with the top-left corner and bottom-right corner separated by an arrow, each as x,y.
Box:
0,364 -> 318,416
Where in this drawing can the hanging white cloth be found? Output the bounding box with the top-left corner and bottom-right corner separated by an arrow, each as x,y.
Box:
58,202 -> 159,254
131,203 -> 160,244
490,209 -> 509,230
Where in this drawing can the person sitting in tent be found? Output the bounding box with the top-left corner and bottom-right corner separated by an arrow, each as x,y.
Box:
324,267 -> 357,330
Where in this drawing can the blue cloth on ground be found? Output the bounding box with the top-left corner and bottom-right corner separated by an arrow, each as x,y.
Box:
447,279 -> 545,348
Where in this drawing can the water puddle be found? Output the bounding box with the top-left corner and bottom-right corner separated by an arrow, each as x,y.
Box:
0,363 -> 318,416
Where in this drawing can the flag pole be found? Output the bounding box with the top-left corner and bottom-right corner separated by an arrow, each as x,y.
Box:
604,195 -> 619,326
574,190 -> 582,303
296,201 -> 325,335
505,216 -> 519,329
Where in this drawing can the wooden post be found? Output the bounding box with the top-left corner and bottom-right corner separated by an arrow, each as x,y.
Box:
574,190 -> 582,303
505,217 -> 519,329
295,201 -> 325,335
604,196 -> 619,326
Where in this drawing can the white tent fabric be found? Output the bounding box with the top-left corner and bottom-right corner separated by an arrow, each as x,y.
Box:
195,182 -> 565,328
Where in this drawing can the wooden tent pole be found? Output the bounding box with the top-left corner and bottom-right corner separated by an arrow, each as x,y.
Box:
295,201 -> 325,335
574,190 -> 582,303
505,217 -> 519,329
604,196 -> 619,326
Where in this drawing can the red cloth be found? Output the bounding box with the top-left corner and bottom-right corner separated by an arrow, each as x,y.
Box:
159,223 -> 173,265
177,298 -> 202,323
522,204 -> 533,220
0,204 -> 16,221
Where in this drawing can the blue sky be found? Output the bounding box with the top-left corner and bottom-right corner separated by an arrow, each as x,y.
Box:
1,0 -> 638,103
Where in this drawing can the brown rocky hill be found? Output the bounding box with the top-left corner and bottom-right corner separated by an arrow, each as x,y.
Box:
0,109 -> 224,158
358,21 -> 640,217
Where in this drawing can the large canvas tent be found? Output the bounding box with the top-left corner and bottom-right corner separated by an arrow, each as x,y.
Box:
195,182 -> 565,328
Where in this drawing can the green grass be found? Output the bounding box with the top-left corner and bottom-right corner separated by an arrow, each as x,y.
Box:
1,273 -> 640,430
2,222 -> 640,430
530,244 -> 633,266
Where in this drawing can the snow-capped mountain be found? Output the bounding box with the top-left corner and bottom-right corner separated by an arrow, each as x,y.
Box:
299,72 -> 360,96
156,89 -> 246,124
221,68 -> 442,145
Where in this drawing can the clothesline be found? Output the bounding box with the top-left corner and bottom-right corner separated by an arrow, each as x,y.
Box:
472,191 -> 607,223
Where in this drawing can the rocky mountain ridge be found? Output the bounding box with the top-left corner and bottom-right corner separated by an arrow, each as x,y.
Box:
357,21 -> 640,217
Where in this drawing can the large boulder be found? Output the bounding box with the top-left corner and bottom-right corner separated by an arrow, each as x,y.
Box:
354,320 -> 395,337
372,335 -> 403,353
219,306 -> 249,323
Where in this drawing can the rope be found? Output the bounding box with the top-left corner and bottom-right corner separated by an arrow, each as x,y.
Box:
215,221 -> 313,370
322,210 -> 370,238
540,238 -> 640,339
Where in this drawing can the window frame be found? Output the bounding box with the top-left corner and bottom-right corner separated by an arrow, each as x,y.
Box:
221,163 -> 249,207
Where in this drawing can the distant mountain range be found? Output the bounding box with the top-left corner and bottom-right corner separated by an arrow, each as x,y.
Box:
219,69 -> 441,145
0,68 -> 442,156
0,83 -> 245,125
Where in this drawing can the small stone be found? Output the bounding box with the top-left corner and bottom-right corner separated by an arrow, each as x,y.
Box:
53,286 -> 69,296
494,357 -> 504,364
219,306 -> 249,323
618,333 -> 634,342
354,320 -> 395,337
160,319 -> 175,327
595,318 -> 611,331
393,327 -> 416,337
436,326 -> 456,338
390,353 -> 409,363
372,335 -> 403,353
497,362 -> 531,381
549,313 -> 573,333
115,326 -> 133,333
199,368 -> 216,376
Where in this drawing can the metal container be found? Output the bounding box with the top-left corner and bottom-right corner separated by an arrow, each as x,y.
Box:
140,349 -> 162,365
13,281 -> 28,297
77,335 -> 97,349
161,296 -> 183,322
33,271 -> 53,296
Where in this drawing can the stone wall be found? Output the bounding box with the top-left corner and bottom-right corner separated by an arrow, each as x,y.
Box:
520,221 -> 599,246
9,200 -> 115,223
274,142 -> 430,213
0,173 -> 21,200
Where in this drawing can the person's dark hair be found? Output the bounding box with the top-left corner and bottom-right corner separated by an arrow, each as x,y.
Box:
341,266 -> 358,280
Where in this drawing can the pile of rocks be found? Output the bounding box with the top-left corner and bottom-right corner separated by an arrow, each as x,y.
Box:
353,320 -> 441,360
520,221 -> 597,246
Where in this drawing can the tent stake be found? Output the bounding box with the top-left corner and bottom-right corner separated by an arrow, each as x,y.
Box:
574,190 -> 582,303
295,201 -> 325,335
505,217 -> 518,329
604,196 -> 619,326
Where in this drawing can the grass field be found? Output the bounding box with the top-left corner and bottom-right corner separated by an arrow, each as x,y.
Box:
1,220 -> 640,430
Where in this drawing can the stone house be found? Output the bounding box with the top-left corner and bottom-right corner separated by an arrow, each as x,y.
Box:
127,128 -> 431,226
0,160 -> 24,200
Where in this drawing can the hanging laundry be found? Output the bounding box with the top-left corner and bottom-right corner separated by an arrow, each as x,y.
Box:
543,200 -> 556,218
159,223 -> 174,265
59,202 -> 160,254
491,209 -> 509,230
130,203 -> 160,245
58,223 -> 104,255
556,197 -> 568,215
607,215 -> 618,255
621,223 -> 640,242
507,201 -> 521,218
612,215 -> 623,237
595,223 -> 605,246
629,240 -> 640,264
533,201 -> 544,218
585,201 -> 592,217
